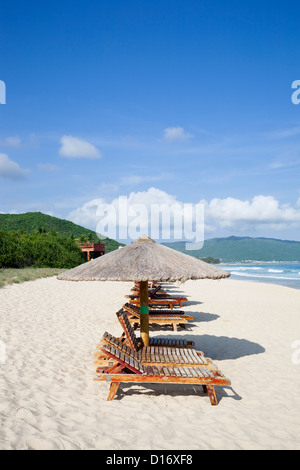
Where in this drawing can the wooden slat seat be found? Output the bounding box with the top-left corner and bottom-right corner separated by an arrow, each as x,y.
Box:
124,302 -> 191,318
128,297 -> 186,309
127,293 -> 188,301
128,282 -> 188,309
94,343 -> 231,405
116,309 -> 195,350
130,283 -> 187,301
95,331 -> 214,369
131,285 -> 167,296
123,303 -> 193,330
127,291 -> 188,302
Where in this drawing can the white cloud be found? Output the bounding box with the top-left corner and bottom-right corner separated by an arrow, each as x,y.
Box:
201,195 -> 300,230
3,136 -> 21,147
0,153 -> 30,179
68,188 -> 180,234
163,126 -> 194,142
125,187 -> 179,207
68,189 -> 300,241
59,135 -> 101,159
68,198 -> 107,229
68,188 -> 203,241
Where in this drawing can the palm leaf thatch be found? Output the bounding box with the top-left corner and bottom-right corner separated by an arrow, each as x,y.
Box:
57,235 -> 230,282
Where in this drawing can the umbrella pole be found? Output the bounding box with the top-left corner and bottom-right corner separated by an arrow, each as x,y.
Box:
139,281 -> 149,346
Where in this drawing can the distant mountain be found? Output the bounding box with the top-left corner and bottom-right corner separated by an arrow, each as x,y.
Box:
0,212 -> 124,253
162,236 -> 300,262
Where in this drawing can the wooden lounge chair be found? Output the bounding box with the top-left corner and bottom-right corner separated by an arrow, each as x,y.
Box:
134,281 -> 162,289
95,331 -> 213,369
129,283 -> 188,301
128,297 -> 186,309
127,288 -> 188,302
131,284 -> 167,295
123,303 -> 193,331
116,309 -> 195,350
94,342 -> 231,405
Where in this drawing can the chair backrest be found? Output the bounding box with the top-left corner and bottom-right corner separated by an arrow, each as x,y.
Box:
148,285 -> 163,298
102,343 -> 145,374
123,303 -> 140,316
116,309 -> 139,351
103,331 -> 138,359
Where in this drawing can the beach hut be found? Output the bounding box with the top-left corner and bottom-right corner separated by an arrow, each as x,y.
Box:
57,235 -> 230,346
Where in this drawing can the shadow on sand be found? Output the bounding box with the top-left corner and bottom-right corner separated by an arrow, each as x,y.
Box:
144,311 -> 219,331
186,311 -> 220,323
109,331 -> 254,403
143,331 -> 265,361
116,383 -> 242,404
184,334 -> 265,361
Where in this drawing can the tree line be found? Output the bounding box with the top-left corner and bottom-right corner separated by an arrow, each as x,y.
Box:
0,230 -> 85,269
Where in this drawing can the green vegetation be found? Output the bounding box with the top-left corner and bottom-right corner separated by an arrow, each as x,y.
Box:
200,257 -> 221,264
163,236 -> 300,262
0,230 -> 85,269
0,212 -> 124,254
0,212 -> 95,237
0,267 -> 65,288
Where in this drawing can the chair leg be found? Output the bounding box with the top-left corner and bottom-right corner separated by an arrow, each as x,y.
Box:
206,385 -> 218,406
107,382 -> 120,401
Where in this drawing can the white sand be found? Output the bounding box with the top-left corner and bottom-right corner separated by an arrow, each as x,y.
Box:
0,276 -> 300,450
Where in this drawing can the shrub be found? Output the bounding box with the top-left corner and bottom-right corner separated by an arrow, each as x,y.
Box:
0,230 -> 85,268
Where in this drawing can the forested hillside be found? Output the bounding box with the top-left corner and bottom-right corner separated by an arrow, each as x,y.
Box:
0,212 -> 124,253
163,236 -> 300,262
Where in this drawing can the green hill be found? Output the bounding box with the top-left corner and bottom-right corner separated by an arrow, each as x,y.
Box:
0,212 -> 124,253
162,236 -> 300,262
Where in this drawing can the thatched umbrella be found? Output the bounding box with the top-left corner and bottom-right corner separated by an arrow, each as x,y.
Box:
57,235 -> 230,346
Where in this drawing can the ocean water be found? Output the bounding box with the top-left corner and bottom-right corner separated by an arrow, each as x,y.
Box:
220,263 -> 300,290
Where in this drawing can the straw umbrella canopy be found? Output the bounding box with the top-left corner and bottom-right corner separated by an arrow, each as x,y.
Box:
57,235 -> 230,345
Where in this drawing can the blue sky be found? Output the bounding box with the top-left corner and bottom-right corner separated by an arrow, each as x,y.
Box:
1,0 -> 300,241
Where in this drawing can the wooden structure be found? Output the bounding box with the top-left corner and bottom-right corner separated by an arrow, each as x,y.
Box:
122,304 -> 193,331
95,331 -> 208,367
94,340 -> 230,405
128,296 -> 186,310
126,282 -> 188,311
117,310 -> 195,350
128,284 -> 188,302
58,235 -> 230,347
132,281 -> 162,290
131,284 -> 167,295
79,242 -> 105,261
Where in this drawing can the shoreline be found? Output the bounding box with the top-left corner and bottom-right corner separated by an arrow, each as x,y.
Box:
220,262 -> 300,291
224,274 -> 300,291
220,260 -> 300,265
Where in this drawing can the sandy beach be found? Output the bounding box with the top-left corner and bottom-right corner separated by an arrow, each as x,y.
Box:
0,275 -> 300,450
